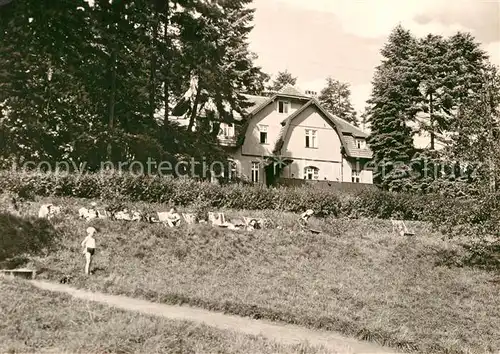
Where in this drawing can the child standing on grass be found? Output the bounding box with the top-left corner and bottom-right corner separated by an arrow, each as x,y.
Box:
81,227 -> 97,275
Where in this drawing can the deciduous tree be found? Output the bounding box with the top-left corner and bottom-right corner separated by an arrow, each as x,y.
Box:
268,70 -> 297,92
318,77 -> 358,126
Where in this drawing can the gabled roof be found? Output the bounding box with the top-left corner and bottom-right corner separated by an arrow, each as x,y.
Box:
274,98 -> 372,159
246,85 -> 311,117
170,84 -> 372,159
341,135 -> 373,159
246,86 -> 367,138
332,116 -> 368,138
280,109 -> 368,138
241,94 -> 269,115
171,85 -> 311,121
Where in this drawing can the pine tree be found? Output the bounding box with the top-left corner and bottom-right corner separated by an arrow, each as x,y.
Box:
0,0 -> 268,172
414,34 -> 450,150
366,25 -> 421,189
413,32 -> 489,151
318,77 -> 358,126
0,0 -> 97,164
444,32 -> 489,107
72,0 -> 162,166
0,0 -> 171,168
446,62 -> 500,191
172,0 -> 268,130
268,70 -> 297,92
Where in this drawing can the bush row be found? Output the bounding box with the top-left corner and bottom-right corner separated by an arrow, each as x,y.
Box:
1,170 -> 499,241
0,171 -> 348,214
0,212 -> 60,263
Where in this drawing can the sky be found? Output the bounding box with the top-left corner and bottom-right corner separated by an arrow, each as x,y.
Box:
248,0 -> 500,114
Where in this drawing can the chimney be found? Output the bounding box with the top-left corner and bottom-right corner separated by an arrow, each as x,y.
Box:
305,90 -> 318,98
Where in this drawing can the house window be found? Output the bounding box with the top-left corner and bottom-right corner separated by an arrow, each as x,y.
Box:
219,123 -> 234,137
278,100 -> 289,114
352,169 -> 361,183
356,138 -> 365,149
305,129 -> 317,148
304,166 -> 319,180
251,162 -> 259,183
259,125 -> 268,144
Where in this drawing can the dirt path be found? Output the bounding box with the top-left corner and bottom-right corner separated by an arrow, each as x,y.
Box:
31,280 -> 399,354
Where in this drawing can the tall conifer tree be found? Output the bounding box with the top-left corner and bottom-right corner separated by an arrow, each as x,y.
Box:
366,25 -> 420,188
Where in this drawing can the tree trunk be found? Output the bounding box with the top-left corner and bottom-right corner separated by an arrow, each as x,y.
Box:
486,83 -> 496,193
107,49 -> 117,161
211,121 -> 221,139
45,62 -> 52,119
163,2 -> 169,126
106,0 -> 125,162
429,92 -> 434,150
149,18 -> 159,123
187,80 -> 202,132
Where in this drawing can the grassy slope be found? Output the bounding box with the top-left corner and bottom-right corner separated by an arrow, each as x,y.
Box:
3,195 -> 500,354
0,277 -> 328,354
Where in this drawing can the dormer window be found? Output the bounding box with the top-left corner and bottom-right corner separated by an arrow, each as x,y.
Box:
356,138 -> 365,149
278,100 -> 289,114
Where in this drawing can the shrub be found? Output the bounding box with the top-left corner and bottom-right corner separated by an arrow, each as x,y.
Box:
1,170 -> 499,243
0,213 -> 61,263
0,171 -> 345,215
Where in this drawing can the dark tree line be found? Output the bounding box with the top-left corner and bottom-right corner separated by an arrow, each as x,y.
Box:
366,25 -> 500,193
0,0 -> 268,172
2,3 -> 498,194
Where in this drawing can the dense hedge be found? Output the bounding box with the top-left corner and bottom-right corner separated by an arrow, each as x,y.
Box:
1,170 -> 499,242
0,212 -> 60,264
0,171 -> 346,214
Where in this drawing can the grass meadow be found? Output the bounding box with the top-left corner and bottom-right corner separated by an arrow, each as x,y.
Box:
0,277 -> 330,354
1,194 -> 500,353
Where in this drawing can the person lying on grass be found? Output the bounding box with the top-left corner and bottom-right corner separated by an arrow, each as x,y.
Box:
166,207 -> 181,227
299,209 -> 314,227
81,227 -> 97,275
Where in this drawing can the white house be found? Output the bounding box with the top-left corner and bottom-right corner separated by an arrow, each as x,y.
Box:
172,84 -> 374,185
